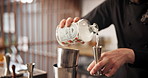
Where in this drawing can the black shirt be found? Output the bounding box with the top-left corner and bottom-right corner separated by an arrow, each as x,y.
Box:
83,0 -> 148,77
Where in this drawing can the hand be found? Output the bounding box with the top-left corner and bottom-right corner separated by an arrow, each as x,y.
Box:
58,17 -> 80,28
87,48 -> 135,77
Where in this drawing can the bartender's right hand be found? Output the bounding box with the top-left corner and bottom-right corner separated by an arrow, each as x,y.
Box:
58,17 -> 80,28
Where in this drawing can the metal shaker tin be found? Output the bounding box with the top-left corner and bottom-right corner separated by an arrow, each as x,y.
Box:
57,47 -> 79,68
53,64 -> 78,78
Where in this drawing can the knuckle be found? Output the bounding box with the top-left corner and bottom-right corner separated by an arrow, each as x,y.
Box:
114,63 -> 119,69
75,17 -> 79,20
113,62 -> 117,67
109,59 -> 114,64
93,68 -> 97,72
67,17 -> 72,20
98,61 -> 103,66
101,52 -> 109,57
92,67 -> 99,74
66,17 -> 73,24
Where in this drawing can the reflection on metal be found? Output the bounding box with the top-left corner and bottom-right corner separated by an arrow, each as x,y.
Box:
57,47 -> 79,68
53,64 -> 78,78
92,34 -> 103,77
92,46 -> 102,76
26,63 -> 35,78
3,53 -> 11,76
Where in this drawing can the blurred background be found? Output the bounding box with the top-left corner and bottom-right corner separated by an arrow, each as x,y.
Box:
0,0 -> 117,78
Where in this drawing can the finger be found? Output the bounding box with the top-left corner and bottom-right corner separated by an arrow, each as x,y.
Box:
87,61 -> 95,71
73,17 -> 80,22
65,17 -> 73,27
102,63 -> 113,74
90,58 -> 108,75
105,65 -> 118,77
58,19 -> 66,28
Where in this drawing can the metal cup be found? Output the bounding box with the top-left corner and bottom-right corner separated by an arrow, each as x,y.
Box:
26,63 -> 35,78
3,53 -> 11,76
53,64 -> 77,78
92,46 -> 102,76
57,48 -> 79,68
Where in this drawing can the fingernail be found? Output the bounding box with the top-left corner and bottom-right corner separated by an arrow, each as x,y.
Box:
90,71 -> 95,75
87,68 -> 90,71
90,72 -> 94,75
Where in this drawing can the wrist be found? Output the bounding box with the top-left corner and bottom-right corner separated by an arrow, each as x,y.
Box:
127,49 -> 135,64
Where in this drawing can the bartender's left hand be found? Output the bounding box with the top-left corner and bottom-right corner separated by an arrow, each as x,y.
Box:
87,48 -> 135,77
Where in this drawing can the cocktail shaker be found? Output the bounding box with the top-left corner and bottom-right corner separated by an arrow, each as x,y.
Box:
57,47 -> 79,68
53,64 -> 77,78
53,47 -> 79,78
